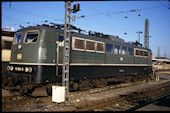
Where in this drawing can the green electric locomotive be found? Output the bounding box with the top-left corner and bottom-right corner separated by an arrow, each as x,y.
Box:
4,25 -> 153,95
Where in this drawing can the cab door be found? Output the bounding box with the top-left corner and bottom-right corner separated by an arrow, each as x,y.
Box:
56,35 -> 64,76
56,41 -> 59,76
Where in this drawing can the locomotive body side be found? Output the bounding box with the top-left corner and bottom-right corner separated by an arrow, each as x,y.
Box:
68,32 -> 152,81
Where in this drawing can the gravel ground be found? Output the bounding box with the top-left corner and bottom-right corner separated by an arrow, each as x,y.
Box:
2,71 -> 170,112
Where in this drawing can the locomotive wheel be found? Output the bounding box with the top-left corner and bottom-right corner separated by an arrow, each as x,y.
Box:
31,87 -> 48,97
72,82 -> 79,91
95,78 -> 107,88
2,77 -> 8,87
47,88 -> 52,96
19,83 -> 34,96
46,84 -> 53,96
79,79 -> 92,90
124,76 -> 132,83
2,77 -> 14,87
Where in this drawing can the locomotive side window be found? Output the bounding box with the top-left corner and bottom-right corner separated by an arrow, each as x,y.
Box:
13,32 -> 22,44
59,35 -> 64,42
106,44 -> 113,53
114,45 -> 121,54
144,51 -> 148,56
72,37 -> 105,53
85,39 -> 95,52
135,48 -> 148,57
122,46 -> 127,55
127,48 -> 133,55
58,35 -> 64,46
24,30 -> 39,44
136,50 -> 140,55
72,37 -> 85,51
140,51 -> 144,56
96,41 -> 105,53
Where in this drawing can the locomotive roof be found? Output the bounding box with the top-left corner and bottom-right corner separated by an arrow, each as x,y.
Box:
16,26 -> 151,52
17,25 -> 63,33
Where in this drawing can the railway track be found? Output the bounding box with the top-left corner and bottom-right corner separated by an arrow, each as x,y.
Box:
2,80 -> 141,110
130,93 -> 170,111
2,72 -> 170,112
76,82 -> 170,111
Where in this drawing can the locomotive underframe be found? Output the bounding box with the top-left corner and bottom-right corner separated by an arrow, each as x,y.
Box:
3,64 -> 153,95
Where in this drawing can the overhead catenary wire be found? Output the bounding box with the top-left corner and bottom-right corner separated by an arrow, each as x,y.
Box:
78,3 -> 170,34
157,1 -> 170,10
73,16 -> 126,36
2,1 -> 66,28
2,6 -> 64,22
79,2 -> 170,37
72,21 -> 125,35
68,3 -> 127,35
1,2 -> 143,33
3,2 -> 168,36
2,14 -> 22,25
79,4 -> 169,18
2,6 -> 65,30
38,3 -> 65,15
2,2 -> 141,34
80,3 -> 139,33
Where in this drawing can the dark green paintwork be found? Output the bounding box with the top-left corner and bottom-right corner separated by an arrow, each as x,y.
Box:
10,26 -> 152,66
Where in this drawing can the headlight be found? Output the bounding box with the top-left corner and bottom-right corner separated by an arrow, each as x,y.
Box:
25,67 -> 33,73
25,67 -> 29,72
28,67 -> 32,73
10,66 -> 14,71
18,44 -> 22,49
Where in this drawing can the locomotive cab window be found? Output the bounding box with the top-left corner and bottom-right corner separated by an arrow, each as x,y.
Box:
24,30 -> 39,44
13,32 -> 22,44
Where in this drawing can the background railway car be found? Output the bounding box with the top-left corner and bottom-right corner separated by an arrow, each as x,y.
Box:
4,25 -> 153,94
1,31 -> 14,76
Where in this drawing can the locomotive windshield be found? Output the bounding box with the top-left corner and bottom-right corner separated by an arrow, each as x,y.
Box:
24,30 -> 39,44
13,32 -> 22,44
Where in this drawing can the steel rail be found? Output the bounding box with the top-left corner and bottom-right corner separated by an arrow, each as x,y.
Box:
127,93 -> 170,111
75,82 -> 170,111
